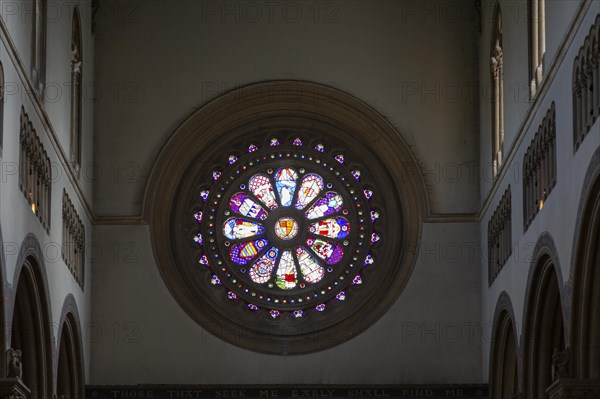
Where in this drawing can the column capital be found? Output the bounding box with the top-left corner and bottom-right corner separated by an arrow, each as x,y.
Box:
546,378 -> 600,399
0,378 -> 31,399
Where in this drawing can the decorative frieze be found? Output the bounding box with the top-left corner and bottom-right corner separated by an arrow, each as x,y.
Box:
62,190 -> 85,288
523,103 -> 557,230
18,107 -> 51,231
87,385 -> 489,399
488,186 -> 512,285
573,14 -> 600,151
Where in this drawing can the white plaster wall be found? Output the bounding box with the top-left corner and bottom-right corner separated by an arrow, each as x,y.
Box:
479,2 -> 600,380
0,0 -> 34,78
45,0 -> 95,202
478,0 -> 581,198
0,0 -> 95,383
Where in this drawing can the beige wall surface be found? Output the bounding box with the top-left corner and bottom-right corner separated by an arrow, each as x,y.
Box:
92,0 -> 481,217
90,0 -> 483,385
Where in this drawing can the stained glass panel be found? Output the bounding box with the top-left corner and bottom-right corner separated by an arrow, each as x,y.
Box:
274,217 -> 299,240
223,218 -> 265,240
249,248 -> 278,284
296,246 -> 325,283
230,238 -> 268,265
230,193 -> 269,220
295,174 -> 324,210
200,190 -> 209,201
249,174 -> 278,209
305,192 -> 343,219
371,233 -> 380,245
274,168 -> 298,207
306,238 -> 344,264
309,217 -> 351,239
276,251 -> 297,289
201,140 -> 384,319
370,210 -> 380,223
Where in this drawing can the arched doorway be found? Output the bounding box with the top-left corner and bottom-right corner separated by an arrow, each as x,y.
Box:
522,234 -> 566,399
490,293 -> 519,398
9,252 -> 53,399
571,149 -> 600,379
56,309 -> 84,399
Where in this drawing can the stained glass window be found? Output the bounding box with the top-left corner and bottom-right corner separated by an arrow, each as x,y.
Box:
295,174 -> 324,209
249,174 -> 278,210
192,137 -> 382,319
274,168 -> 298,207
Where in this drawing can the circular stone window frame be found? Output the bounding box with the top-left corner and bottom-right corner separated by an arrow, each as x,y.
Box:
144,81 -> 425,355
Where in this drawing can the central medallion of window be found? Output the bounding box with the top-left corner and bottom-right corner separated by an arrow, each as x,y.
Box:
274,217 -> 299,241
193,137 -> 380,318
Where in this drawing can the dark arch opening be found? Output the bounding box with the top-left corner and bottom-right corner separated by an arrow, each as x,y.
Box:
571,158 -> 600,378
10,256 -> 52,399
0,225 -> 6,378
522,254 -> 565,399
490,295 -> 519,399
56,313 -> 84,399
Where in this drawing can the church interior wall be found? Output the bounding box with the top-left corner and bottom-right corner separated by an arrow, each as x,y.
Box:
0,0 -> 596,393
0,0 -> 95,384
479,1 -> 600,380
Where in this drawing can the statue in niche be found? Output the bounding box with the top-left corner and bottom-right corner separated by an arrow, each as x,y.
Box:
552,348 -> 569,380
491,44 -> 503,76
6,348 -> 23,380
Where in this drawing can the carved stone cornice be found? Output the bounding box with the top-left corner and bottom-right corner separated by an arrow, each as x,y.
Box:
0,378 -> 30,399
546,378 -> 600,399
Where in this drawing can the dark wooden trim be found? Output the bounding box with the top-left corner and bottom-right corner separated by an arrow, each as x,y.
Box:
87,385 -> 489,399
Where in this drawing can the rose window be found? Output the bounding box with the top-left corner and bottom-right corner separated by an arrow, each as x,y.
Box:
193,137 -> 381,318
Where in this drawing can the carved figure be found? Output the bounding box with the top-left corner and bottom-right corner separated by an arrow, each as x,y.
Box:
552,348 -> 569,380
7,348 -> 23,380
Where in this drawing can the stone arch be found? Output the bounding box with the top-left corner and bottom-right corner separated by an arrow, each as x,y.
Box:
143,80 -> 426,354
0,224 -> 7,378
570,145 -> 600,379
56,295 -> 84,399
9,233 -> 54,399
489,291 -> 520,399
522,232 -> 566,399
